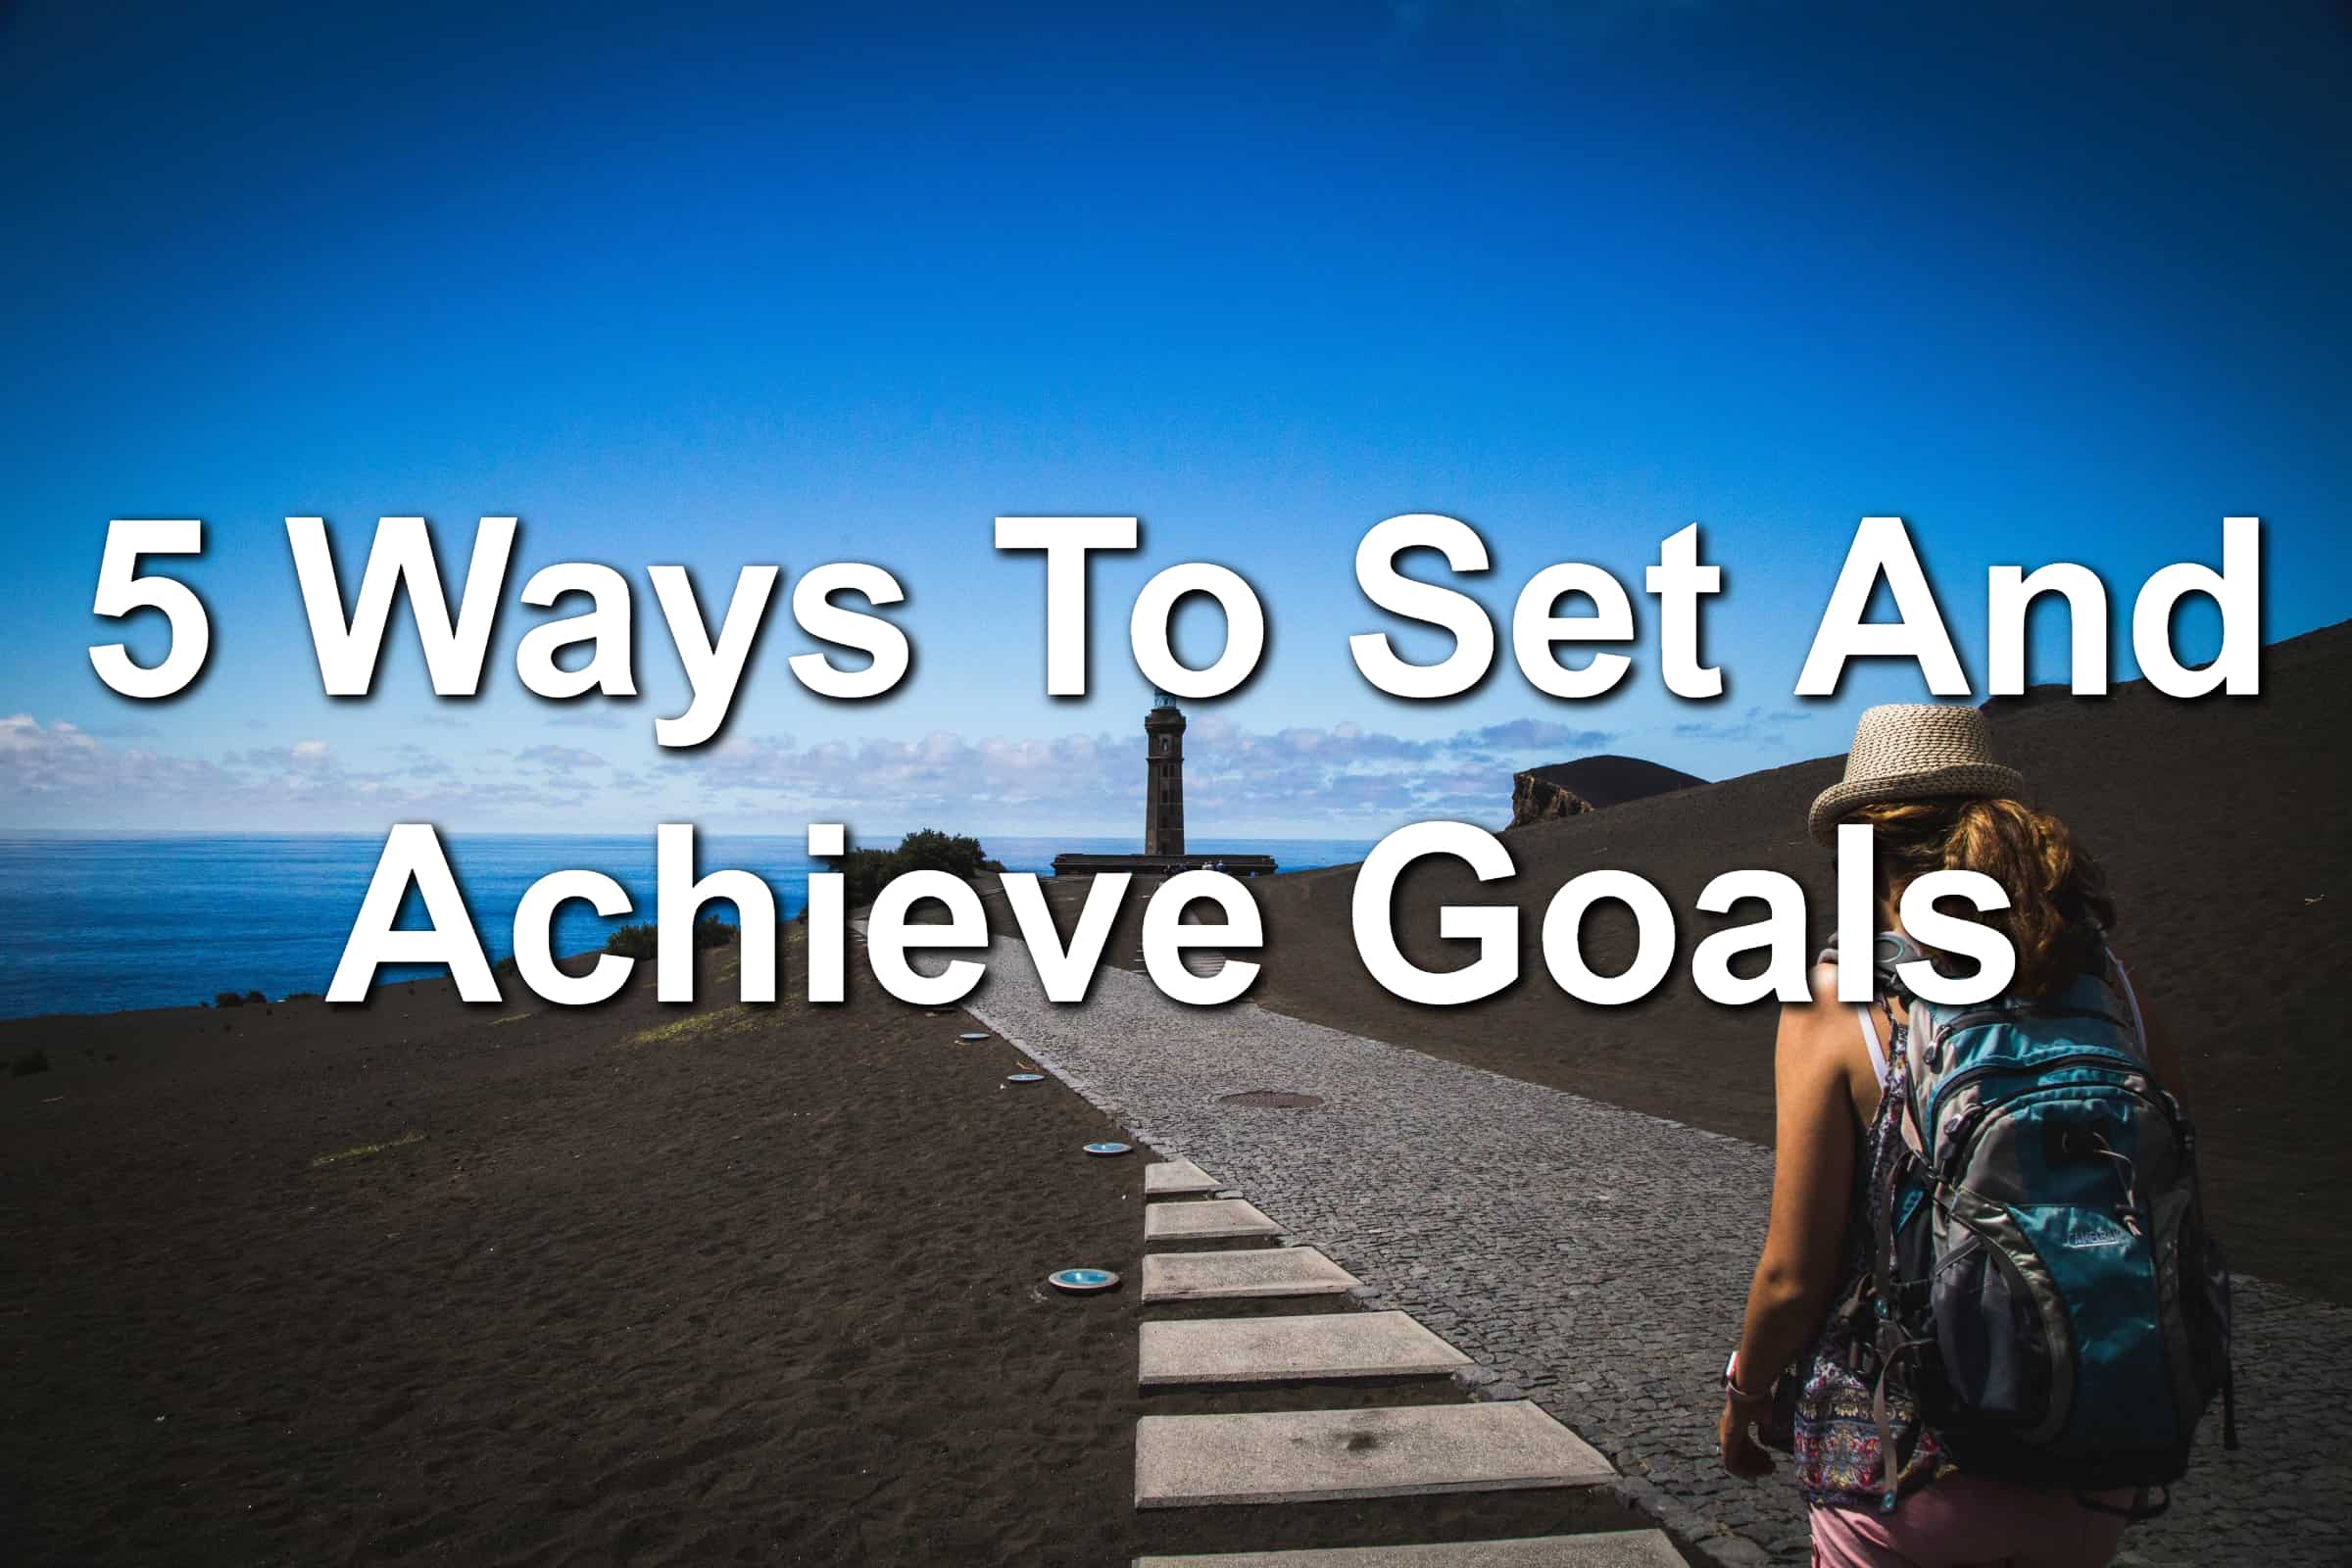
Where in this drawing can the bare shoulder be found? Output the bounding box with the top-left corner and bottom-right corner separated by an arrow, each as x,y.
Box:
1779,961 -> 1880,1102
1777,963 -> 1856,1061
1794,961 -> 1857,1035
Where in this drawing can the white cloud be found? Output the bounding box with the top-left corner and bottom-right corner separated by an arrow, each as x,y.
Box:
1670,706 -> 1813,746
0,710 -> 1631,834
1,714 -> 610,829
677,715 -> 1621,829
515,744 -> 610,771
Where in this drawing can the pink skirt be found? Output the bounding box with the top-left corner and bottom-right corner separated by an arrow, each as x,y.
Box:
1810,1473 -> 2134,1568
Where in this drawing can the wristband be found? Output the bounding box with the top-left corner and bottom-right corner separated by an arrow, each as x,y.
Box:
1724,1350 -> 1773,1405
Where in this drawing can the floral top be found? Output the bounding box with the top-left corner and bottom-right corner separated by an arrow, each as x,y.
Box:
1789,1007 -> 1953,1508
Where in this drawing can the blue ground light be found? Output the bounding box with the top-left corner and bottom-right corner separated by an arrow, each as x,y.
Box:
1047,1268 -> 1120,1294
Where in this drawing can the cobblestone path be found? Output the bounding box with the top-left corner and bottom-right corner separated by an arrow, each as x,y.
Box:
958,939 -> 2350,1566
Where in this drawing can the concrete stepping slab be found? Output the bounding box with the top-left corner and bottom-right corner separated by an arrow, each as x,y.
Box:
1140,1248 -> 1360,1302
1134,1401 -> 1615,1508
1140,1310 -> 1469,1386
1144,1198 -> 1280,1242
1145,1158 -> 1222,1197
1131,1530 -> 1683,1567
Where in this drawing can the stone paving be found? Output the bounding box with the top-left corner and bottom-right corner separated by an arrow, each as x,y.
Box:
1139,1309 -> 1472,1385
1136,1402 -> 1620,1507
956,939 -> 2352,1566
1140,1247 -> 1362,1301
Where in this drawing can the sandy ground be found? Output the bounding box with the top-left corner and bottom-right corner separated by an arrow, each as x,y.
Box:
0,931 -> 1668,1566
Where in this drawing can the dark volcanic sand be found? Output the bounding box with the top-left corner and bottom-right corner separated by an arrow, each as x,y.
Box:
0,932 -> 1673,1566
1244,619 -> 2352,1302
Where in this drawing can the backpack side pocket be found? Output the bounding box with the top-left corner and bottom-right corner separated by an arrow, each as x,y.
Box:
1935,1188 -> 2068,1443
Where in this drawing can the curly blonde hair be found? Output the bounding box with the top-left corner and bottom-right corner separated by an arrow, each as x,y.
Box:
1856,797 -> 2116,1001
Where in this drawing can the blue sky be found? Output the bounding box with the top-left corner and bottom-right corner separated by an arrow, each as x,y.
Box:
2,0 -> 2346,839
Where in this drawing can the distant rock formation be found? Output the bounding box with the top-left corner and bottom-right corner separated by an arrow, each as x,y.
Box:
1507,755 -> 1706,830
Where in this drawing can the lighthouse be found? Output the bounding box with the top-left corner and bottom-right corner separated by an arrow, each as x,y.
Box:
1144,695 -> 1186,856
1048,694 -> 1274,877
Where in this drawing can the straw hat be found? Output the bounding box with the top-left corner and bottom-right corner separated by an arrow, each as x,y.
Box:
1808,703 -> 2026,847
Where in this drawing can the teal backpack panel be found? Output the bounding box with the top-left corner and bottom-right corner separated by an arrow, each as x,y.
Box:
1848,931 -> 2234,1510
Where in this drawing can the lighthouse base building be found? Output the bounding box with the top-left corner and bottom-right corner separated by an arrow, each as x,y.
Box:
1051,698 -> 1279,878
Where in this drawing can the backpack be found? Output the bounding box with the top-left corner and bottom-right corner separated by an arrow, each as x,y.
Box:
1849,929 -> 2237,1513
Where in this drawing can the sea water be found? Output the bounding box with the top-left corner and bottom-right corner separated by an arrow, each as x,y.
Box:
0,833 -> 1376,1019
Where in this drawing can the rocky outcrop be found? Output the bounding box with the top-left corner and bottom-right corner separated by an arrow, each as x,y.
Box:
1507,755 -> 1705,830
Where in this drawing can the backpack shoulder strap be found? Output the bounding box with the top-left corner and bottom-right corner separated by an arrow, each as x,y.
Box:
1894,1005 -> 1931,1159
1854,1004 -> 1889,1084
2106,952 -> 2152,1065
1868,931 -> 1937,1159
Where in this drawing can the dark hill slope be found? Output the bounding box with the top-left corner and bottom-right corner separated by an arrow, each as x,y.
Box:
1252,619 -> 2352,1300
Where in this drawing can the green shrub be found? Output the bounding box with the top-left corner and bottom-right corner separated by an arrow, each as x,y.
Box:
838,847 -> 902,912
606,922 -> 659,958
213,991 -> 245,1008
830,830 -> 1001,914
604,913 -> 737,959
242,989 -> 266,1004
892,829 -> 990,880
11,1050 -> 50,1077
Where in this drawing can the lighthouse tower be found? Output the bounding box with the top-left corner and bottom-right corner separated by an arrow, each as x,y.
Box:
1144,695 -> 1186,857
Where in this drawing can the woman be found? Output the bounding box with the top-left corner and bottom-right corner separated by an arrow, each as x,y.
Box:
1718,704 -> 2188,1567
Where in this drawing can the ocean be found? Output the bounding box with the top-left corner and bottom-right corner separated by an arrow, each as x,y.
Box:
0,833 -> 1378,1020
